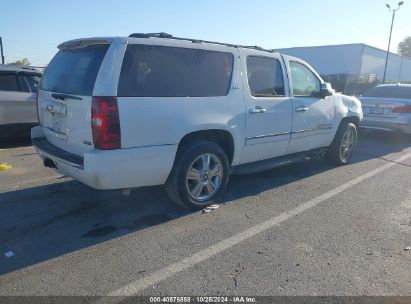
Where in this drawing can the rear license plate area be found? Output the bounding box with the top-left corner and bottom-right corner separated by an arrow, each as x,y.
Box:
369,107 -> 384,115
42,102 -> 67,134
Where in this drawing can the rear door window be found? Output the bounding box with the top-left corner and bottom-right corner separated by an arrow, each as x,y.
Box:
0,74 -> 20,91
118,45 -> 234,97
40,44 -> 109,96
362,86 -> 411,99
246,56 -> 285,97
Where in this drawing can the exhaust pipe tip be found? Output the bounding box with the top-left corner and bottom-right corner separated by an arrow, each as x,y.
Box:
44,158 -> 57,169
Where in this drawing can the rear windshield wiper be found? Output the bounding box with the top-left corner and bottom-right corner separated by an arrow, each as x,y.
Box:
51,93 -> 82,101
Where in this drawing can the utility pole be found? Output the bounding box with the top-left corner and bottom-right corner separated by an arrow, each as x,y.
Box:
382,1 -> 404,84
0,37 -> 4,64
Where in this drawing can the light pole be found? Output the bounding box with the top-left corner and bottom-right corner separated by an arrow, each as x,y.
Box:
0,37 -> 4,64
382,1 -> 404,84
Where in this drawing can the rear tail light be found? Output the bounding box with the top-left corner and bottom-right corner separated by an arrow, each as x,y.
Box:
35,92 -> 40,123
392,105 -> 411,113
91,96 -> 121,150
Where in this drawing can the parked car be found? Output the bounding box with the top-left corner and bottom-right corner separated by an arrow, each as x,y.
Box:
359,84 -> 411,134
0,65 -> 41,138
31,33 -> 362,209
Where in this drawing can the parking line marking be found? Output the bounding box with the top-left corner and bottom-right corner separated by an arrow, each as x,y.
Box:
108,151 -> 411,296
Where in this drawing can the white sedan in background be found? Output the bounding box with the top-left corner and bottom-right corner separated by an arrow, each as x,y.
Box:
360,84 -> 411,134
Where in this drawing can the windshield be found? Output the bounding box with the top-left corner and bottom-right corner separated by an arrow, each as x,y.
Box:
40,44 -> 109,96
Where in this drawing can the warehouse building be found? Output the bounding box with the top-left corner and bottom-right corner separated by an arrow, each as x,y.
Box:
280,43 -> 411,96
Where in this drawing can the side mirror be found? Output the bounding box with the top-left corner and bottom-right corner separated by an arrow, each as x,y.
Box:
319,82 -> 334,98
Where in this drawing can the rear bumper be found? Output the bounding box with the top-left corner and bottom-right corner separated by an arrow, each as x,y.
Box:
360,116 -> 411,134
31,126 -> 177,190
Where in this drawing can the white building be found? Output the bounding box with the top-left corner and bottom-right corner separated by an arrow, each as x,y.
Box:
280,43 -> 411,95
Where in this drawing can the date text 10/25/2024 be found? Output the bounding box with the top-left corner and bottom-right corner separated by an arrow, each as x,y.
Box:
149,297 -> 257,303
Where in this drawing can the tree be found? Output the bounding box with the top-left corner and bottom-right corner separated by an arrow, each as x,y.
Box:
398,36 -> 411,57
14,58 -> 31,66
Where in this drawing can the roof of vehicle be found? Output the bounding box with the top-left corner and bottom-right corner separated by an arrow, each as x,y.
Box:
0,64 -> 42,74
58,33 -> 280,56
374,83 -> 411,88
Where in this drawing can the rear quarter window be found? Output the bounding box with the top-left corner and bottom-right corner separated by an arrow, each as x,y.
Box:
40,44 -> 109,96
118,45 -> 234,97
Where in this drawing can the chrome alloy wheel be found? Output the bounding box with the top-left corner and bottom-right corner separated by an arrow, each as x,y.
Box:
340,127 -> 356,162
185,153 -> 224,201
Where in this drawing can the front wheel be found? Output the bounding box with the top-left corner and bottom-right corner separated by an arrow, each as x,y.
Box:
165,141 -> 230,209
327,122 -> 357,165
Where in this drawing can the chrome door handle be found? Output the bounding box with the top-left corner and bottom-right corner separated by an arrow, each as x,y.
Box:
295,107 -> 309,112
249,107 -> 266,114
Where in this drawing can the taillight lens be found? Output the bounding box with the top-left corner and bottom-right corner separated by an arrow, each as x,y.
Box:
392,105 -> 411,113
35,92 -> 40,123
91,96 -> 121,150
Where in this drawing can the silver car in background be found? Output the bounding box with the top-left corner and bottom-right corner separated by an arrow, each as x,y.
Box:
359,84 -> 411,134
0,65 -> 42,139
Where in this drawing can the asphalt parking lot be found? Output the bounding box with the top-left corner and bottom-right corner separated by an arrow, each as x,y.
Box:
0,131 -> 410,297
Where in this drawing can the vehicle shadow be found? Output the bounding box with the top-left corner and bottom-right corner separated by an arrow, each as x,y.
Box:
0,181 -> 190,275
225,130 -> 411,201
0,124 -> 35,149
0,138 -> 32,149
356,129 -> 411,160
0,130 -> 410,275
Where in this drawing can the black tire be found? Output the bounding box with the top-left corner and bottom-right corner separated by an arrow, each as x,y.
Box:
165,141 -> 230,209
327,121 -> 357,165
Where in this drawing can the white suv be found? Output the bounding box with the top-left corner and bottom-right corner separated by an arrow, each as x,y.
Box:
32,33 -> 363,209
0,65 -> 41,137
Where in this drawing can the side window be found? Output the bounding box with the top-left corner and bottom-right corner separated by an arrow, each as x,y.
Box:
246,56 -> 285,97
118,45 -> 234,97
0,74 -> 20,92
23,74 -> 41,92
289,62 -> 321,97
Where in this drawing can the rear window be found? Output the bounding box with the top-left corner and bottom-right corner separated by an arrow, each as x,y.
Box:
362,86 -> 411,99
118,45 -> 234,97
40,44 -> 109,96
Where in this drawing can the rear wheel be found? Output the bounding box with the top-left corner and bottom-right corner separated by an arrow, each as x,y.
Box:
165,141 -> 230,209
327,121 -> 357,165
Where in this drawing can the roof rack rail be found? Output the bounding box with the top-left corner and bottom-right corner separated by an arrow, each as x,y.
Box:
244,46 -> 267,51
20,66 -> 38,71
128,32 -> 277,54
129,32 -> 173,39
